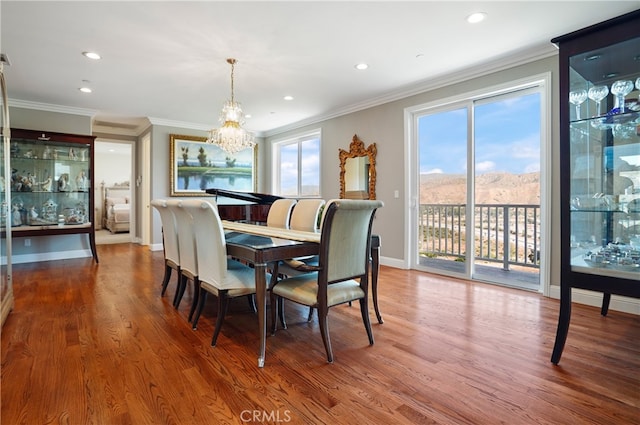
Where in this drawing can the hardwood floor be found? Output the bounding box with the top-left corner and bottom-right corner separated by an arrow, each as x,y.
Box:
1,244 -> 638,424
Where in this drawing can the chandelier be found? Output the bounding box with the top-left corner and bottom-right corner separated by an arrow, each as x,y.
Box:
206,58 -> 255,154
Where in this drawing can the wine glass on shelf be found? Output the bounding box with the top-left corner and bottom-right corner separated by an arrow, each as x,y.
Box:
610,80 -> 633,113
587,85 -> 609,117
569,89 -> 587,120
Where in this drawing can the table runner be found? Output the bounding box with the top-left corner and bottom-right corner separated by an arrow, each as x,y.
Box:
222,220 -> 321,243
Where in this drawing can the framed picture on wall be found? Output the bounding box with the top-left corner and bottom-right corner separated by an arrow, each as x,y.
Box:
169,134 -> 257,196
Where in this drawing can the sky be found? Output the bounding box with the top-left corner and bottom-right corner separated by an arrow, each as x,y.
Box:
419,92 -> 541,175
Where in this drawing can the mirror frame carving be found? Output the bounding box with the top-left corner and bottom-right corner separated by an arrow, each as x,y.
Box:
339,134 -> 377,200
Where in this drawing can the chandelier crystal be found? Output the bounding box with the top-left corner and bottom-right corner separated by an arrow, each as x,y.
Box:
206,58 -> 255,154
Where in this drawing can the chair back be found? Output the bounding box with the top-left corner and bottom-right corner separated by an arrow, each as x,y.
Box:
167,199 -> 197,277
181,199 -> 230,289
151,199 -> 179,266
289,199 -> 325,232
319,199 -> 383,283
266,198 -> 297,229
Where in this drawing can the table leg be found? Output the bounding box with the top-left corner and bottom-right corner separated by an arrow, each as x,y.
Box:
371,245 -> 382,324
255,262 -> 267,368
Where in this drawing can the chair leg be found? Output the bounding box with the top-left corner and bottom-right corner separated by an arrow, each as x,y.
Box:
270,290 -> 278,335
307,306 -> 314,322
191,288 -> 208,330
359,298 -> 374,345
161,264 -> 172,295
247,294 -> 257,313
317,305 -> 333,363
174,273 -> 188,309
172,271 -> 184,307
278,297 -> 287,329
211,291 -> 230,346
188,277 -> 200,322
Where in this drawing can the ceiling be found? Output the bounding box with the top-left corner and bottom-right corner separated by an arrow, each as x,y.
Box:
2,1 -> 639,137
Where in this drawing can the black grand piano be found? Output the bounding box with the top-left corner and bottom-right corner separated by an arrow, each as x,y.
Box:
205,188 -> 283,222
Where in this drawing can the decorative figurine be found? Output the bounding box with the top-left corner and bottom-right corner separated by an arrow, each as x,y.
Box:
40,175 -> 53,192
11,204 -> 22,226
75,170 -> 87,192
42,145 -> 52,159
58,173 -> 70,192
68,148 -> 77,160
41,199 -> 57,223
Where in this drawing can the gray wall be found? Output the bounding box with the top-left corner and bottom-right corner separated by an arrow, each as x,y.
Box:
263,56 -> 562,288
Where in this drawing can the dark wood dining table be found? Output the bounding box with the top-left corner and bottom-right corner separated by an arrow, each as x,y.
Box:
222,220 -> 381,367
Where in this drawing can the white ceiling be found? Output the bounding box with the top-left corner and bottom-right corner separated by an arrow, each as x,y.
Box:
2,1 -> 639,136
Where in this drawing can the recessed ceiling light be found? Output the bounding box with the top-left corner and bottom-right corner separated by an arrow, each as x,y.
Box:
355,63 -> 368,70
82,51 -> 101,60
79,87 -> 92,93
466,12 -> 487,24
283,95 -> 294,101
245,114 -> 252,119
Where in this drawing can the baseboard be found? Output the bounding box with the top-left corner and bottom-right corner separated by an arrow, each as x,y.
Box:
548,285 -> 639,315
380,256 -> 406,269
10,249 -> 92,264
149,243 -> 163,252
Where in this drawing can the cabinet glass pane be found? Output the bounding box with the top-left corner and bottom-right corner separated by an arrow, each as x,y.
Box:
568,35 -> 640,279
10,138 -> 91,229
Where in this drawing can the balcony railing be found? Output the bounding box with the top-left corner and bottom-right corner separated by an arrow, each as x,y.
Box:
419,203 -> 540,270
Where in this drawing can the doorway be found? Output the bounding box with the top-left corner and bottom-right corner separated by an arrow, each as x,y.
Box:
408,76 -> 550,292
94,140 -> 134,245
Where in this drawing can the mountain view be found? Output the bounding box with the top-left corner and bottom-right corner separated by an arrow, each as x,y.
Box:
420,172 -> 541,205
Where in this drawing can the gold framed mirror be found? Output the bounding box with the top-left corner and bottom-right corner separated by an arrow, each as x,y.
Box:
339,134 -> 377,200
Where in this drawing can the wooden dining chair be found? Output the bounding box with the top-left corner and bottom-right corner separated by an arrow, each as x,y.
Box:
183,199 -> 258,346
270,199 -> 383,363
151,199 -> 181,303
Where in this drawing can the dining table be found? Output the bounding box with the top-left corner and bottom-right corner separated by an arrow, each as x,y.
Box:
221,220 -> 381,367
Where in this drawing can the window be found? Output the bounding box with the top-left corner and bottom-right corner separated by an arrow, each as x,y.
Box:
273,130 -> 321,197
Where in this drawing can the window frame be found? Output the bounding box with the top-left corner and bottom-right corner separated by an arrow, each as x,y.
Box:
272,129 -> 322,198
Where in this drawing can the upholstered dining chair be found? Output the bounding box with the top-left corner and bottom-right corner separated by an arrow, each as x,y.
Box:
270,199 -> 326,325
151,199 -> 181,303
166,199 -> 200,318
289,199 -> 326,232
270,199 -> 383,363
266,198 -> 297,229
184,199 -> 258,346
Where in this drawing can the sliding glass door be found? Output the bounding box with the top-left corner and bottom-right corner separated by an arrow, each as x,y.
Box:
412,84 -> 544,291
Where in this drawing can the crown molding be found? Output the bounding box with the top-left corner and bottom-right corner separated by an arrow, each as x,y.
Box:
8,99 -> 97,117
263,43 -> 558,138
147,117 -> 265,137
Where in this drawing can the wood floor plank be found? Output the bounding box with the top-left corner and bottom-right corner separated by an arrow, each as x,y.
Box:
1,243 -> 638,424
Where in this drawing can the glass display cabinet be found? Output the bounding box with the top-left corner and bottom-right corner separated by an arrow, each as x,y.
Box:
551,10 -> 640,364
6,128 -> 98,262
